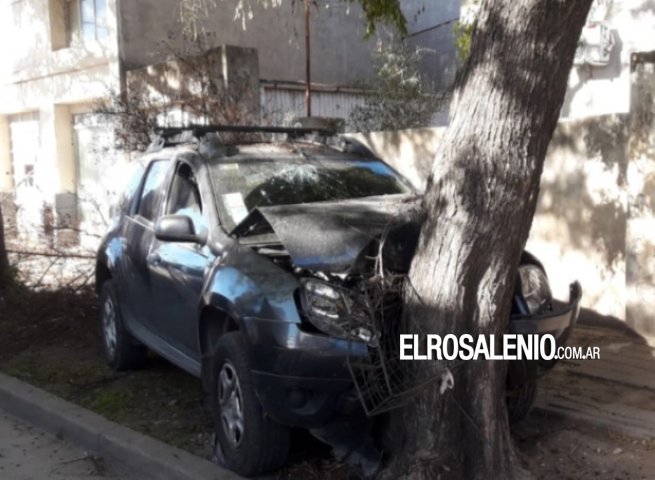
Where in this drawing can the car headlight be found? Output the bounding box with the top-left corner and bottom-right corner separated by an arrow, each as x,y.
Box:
299,278 -> 378,346
518,265 -> 552,314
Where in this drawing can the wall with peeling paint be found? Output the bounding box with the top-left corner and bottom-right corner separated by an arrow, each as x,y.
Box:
625,55 -> 655,340
562,0 -> 655,118
349,81 -> 655,341
0,0 -> 122,245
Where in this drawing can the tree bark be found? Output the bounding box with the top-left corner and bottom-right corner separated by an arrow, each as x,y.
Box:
386,1 -> 592,478
0,202 -> 9,290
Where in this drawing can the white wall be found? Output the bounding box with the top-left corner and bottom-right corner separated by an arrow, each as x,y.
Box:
349,118 -> 634,326
561,0 -> 655,118
0,0 -> 122,244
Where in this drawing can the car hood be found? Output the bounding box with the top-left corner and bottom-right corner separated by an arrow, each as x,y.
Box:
231,194 -> 422,273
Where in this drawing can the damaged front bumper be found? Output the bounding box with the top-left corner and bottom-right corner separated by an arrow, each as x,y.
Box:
242,282 -> 582,427
241,317 -> 367,428
507,281 -> 582,387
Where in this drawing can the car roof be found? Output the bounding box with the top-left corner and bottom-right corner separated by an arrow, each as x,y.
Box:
145,125 -> 378,162
145,138 -> 375,165
204,142 -> 362,160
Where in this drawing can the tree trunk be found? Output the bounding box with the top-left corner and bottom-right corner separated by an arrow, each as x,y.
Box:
386,1 -> 592,478
0,202 -> 9,289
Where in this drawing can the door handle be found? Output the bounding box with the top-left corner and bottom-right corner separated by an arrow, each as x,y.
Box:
148,252 -> 161,266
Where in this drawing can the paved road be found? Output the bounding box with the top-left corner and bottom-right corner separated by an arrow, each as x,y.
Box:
0,410 -> 137,480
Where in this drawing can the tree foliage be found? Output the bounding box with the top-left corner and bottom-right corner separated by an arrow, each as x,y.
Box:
453,1 -> 479,63
344,0 -> 406,36
350,41 -> 445,132
453,21 -> 475,63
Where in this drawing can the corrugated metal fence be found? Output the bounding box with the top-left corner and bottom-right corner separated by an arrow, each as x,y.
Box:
260,82 -> 371,130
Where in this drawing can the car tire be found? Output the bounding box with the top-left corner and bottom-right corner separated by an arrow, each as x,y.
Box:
506,381 -> 537,424
210,332 -> 290,476
99,280 -> 147,371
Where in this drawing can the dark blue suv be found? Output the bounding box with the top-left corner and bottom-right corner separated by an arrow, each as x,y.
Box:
95,125 -> 581,476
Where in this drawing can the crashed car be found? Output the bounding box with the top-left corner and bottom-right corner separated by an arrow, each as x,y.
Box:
95,125 -> 582,476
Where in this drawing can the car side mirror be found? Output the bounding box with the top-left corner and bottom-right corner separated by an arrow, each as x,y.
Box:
154,215 -> 204,244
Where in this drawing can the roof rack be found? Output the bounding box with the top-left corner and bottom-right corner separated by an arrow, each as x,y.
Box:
153,124 -> 335,141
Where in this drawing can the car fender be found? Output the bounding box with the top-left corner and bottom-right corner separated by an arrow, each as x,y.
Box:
199,250 -> 302,328
95,219 -> 127,291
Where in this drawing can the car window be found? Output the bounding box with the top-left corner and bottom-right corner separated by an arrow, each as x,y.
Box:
136,160 -> 168,222
166,162 -> 205,232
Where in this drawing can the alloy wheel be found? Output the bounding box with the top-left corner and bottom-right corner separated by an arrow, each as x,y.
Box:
218,361 -> 245,447
103,297 -> 118,358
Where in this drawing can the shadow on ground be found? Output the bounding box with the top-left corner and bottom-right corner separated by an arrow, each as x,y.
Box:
1,275 -> 654,479
0,280 -> 356,479
0,283 -> 213,457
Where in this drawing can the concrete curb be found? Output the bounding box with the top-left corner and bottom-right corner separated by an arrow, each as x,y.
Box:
0,372 -> 242,480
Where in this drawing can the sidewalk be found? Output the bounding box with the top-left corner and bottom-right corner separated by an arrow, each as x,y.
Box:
0,373 -> 242,480
0,409 -> 135,480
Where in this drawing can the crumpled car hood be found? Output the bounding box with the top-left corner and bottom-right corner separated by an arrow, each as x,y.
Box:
231,194 -> 422,273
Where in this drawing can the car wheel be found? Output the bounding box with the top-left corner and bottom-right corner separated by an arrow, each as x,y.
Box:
99,280 -> 147,371
506,381 -> 537,424
210,332 -> 290,476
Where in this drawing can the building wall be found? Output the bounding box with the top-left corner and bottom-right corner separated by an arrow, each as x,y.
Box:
348,92 -> 655,343
625,55 -> 655,342
0,0 -> 121,110
118,0 -> 461,89
4,0 -> 653,252
118,0 -> 379,85
72,111 -> 125,248
402,0 -> 461,90
0,0 -> 121,244
561,0 -> 655,118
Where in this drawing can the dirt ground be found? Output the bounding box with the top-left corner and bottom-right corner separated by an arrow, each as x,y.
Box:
1,255 -> 654,479
515,412 -> 655,480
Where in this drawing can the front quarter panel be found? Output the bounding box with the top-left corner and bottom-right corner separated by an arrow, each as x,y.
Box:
96,216 -> 126,286
201,243 -> 301,324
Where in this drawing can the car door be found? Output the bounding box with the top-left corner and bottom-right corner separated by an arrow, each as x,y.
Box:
148,159 -> 211,364
120,159 -> 170,337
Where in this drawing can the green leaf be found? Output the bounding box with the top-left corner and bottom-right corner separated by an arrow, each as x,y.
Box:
344,0 -> 407,37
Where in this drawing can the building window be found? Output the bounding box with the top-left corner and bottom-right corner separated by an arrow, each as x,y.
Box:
80,0 -> 107,42
49,0 -> 72,51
